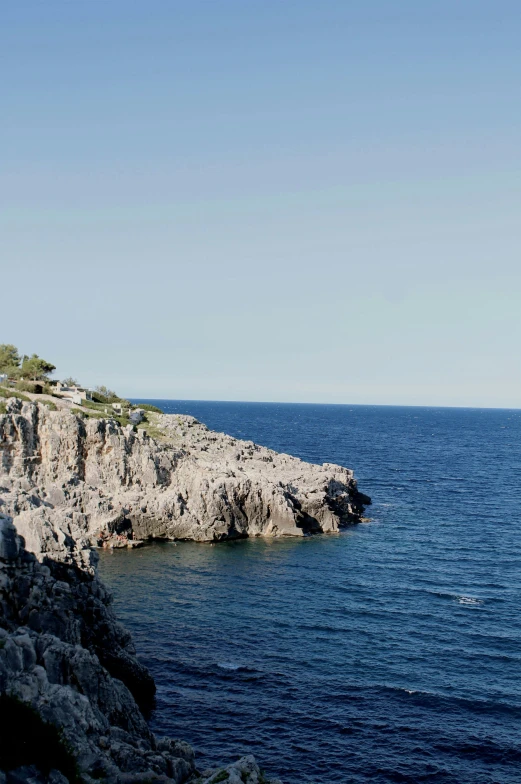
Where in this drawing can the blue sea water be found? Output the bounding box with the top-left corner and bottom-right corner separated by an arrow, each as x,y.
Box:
100,402 -> 521,783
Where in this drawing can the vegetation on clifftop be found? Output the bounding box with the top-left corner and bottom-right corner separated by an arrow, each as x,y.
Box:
0,344 -> 55,382
0,386 -> 31,403
0,343 -> 164,416
134,402 -> 164,414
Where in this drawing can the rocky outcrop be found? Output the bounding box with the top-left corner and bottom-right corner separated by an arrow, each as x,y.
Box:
0,511 -> 154,707
0,513 -> 195,783
194,754 -> 282,784
0,398 -> 369,782
0,514 -> 282,783
0,399 -> 369,553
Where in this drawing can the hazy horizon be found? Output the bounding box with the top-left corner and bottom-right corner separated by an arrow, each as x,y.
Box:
3,1 -> 520,409
129,396 -> 521,412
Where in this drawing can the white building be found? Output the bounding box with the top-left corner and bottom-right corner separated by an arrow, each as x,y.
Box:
51,381 -> 92,404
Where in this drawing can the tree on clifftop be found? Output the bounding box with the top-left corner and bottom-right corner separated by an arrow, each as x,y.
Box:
62,377 -> 80,387
19,354 -> 56,381
94,385 -> 118,401
0,344 -> 21,374
0,345 -> 56,383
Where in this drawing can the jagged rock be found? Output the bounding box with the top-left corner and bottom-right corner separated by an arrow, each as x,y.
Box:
0,511 -> 154,708
0,397 -> 368,783
0,513 -> 283,782
0,401 -> 370,553
0,513 -> 194,783
196,755 -> 282,784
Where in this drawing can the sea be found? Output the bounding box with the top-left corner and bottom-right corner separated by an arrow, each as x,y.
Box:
99,401 -> 521,784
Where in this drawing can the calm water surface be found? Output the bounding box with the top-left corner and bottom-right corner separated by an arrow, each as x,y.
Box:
100,402 -> 521,783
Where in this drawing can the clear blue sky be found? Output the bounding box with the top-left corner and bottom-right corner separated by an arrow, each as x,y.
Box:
2,1 -> 520,407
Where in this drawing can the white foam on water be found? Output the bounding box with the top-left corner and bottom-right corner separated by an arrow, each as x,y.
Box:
456,596 -> 483,606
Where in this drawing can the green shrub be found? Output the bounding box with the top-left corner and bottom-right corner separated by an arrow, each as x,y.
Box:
0,387 -> 31,403
91,392 -> 130,406
133,402 -> 163,414
93,385 -> 118,401
0,344 -> 21,373
114,415 -> 131,427
211,772 -> 230,783
15,380 -> 52,394
82,400 -> 131,423
0,694 -> 80,781
82,399 -> 108,410
71,407 -> 131,427
91,392 -> 111,404
71,408 -> 102,420
15,380 -> 35,393
91,386 -> 130,405
0,401 -> 6,414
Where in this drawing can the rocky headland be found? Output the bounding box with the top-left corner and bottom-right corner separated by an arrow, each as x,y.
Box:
0,398 -> 370,783
0,399 -> 370,554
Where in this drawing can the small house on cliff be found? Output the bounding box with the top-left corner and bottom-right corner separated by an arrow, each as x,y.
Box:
51,381 -> 93,405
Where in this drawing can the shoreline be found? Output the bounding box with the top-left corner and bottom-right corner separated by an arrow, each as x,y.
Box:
0,395 -> 370,783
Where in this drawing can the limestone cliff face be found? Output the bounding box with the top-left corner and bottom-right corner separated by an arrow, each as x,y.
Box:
0,513 -> 281,784
0,399 -> 370,554
0,399 -> 366,783
0,513 -> 195,784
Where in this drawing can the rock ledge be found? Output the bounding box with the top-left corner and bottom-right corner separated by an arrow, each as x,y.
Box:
0,400 -> 370,555
0,399 -> 371,783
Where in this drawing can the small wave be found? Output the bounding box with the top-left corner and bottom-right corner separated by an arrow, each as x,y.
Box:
433,591 -> 484,606
375,684 -> 521,718
216,661 -> 258,673
217,661 -> 243,670
456,596 -> 484,606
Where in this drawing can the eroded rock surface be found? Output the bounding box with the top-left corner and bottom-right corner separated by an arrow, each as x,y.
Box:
0,513 -> 282,783
0,398 -> 369,782
0,513 -> 194,783
0,399 -> 369,553
195,754 -> 283,784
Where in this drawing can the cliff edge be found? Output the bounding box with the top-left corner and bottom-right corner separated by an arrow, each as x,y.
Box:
0,512 -> 281,784
0,399 -> 370,555
0,398 -> 369,783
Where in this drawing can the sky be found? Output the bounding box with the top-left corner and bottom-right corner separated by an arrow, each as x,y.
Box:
2,1 -> 520,407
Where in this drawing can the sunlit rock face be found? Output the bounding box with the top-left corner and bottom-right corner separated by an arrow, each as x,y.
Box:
0,399 -> 370,551
0,398 -> 318,783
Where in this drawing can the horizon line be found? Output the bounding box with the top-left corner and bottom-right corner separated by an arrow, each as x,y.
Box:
128,397 -> 521,412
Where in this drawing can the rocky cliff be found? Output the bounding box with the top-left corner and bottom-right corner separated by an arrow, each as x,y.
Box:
0,513 -> 194,783
0,399 -> 370,555
0,398 -> 369,783
0,512 -> 280,784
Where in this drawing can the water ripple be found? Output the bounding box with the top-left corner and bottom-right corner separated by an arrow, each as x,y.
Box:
102,402 -> 521,783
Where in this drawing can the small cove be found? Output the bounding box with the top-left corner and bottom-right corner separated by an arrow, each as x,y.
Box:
100,402 -> 521,783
